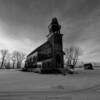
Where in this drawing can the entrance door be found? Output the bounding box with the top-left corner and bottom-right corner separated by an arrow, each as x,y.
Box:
56,54 -> 61,68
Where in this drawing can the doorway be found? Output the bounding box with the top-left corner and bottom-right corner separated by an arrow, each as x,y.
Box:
56,54 -> 61,68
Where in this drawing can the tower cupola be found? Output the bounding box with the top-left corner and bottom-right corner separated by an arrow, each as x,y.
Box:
48,17 -> 61,34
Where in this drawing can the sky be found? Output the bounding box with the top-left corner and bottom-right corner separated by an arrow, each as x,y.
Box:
0,0 -> 100,62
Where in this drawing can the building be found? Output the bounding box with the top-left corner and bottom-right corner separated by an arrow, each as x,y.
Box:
24,17 -> 64,72
84,63 -> 94,70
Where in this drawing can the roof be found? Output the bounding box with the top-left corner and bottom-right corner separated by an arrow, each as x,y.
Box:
27,41 -> 48,57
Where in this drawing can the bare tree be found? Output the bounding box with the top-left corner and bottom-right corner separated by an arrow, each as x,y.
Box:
12,51 -> 26,69
5,53 -> 11,69
11,52 -> 17,69
0,49 -> 8,68
64,46 -> 82,69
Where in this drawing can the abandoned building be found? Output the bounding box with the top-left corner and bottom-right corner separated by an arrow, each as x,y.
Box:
24,18 -> 64,72
84,63 -> 94,70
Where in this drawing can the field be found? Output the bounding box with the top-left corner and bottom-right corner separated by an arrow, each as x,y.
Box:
0,68 -> 100,100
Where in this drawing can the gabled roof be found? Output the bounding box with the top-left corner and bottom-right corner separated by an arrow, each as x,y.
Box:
27,41 -> 48,57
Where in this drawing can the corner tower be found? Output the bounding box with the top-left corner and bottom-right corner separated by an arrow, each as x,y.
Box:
47,17 -> 64,69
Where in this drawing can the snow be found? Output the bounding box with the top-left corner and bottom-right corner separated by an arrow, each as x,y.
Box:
0,68 -> 100,100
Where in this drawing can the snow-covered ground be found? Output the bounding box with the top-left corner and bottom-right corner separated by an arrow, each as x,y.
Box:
0,68 -> 100,100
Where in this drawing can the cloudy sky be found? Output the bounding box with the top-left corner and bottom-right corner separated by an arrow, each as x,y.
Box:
0,0 -> 100,62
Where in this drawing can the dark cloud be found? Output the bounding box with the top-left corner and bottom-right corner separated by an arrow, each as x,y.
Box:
61,0 -> 100,18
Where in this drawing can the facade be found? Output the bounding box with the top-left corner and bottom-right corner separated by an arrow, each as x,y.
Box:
24,18 -> 64,72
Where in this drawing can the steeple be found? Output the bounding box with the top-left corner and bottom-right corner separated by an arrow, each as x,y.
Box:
48,17 -> 61,34
47,17 -> 61,39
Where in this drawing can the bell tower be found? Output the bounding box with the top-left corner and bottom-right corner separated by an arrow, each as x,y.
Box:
47,17 -> 64,69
